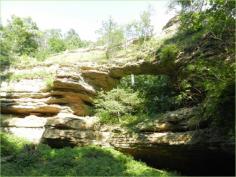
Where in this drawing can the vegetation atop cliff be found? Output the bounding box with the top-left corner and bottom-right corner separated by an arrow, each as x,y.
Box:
94,0 -> 235,132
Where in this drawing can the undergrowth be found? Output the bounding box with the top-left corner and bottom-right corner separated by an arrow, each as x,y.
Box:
0,132 -> 175,176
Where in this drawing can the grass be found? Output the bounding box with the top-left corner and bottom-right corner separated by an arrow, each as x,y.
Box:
6,36 -> 169,71
7,70 -> 55,82
44,49 -> 108,65
1,69 -> 56,91
0,132 -> 29,156
0,62 -> 57,91
0,132 -> 176,176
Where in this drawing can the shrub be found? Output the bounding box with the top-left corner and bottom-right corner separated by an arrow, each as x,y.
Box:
94,88 -> 144,122
184,60 -> 235,124
48,37 -> 66,53
0,36 -> 12,71
34,47 -> 50,61
44,75 -> 55,91
159,44 -> 179,63
135,38 -> 163,61
0,132 -> 30,156
119,75 -> 178,114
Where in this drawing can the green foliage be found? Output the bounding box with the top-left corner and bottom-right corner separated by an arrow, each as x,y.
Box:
33,47 -> 50,61
0,132 -> 30,156
159,44 -> 179,63
94,88 -> 144,123
0,132 -> 174,176
175,0 -> 235,41
64,29 -> 84,50
134,37 -> 163,61
0,16 -> 93,66
139,7 -> 154,39
125,6 -> 154,41
96,17 -> 124,59
163,29 -> 205,52
2,16 -> 40,56
183,59 -> 235,123
0,32 -> 12,71
120,75 -> 180,114
119,114 -> 150,128
47,30 -> 66,53
8,69 -> 54,82
44,75 -> 55,91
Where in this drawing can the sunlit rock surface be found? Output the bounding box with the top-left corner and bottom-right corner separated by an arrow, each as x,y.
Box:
1,115 -> 47,143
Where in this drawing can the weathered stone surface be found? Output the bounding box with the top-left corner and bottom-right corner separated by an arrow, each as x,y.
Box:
53,78 -> 96,94
136,107 -> 208,132
2,127 -> 45,143
45,116 -> 99,130
0,92 -> 50,99
1,102 -> 60,115
161,15 -> 180,36
0,17 -> 234,175
48,92 -> 93,116
1,115 -> 47,128
50,91 -> 93,104
42,128 -> 103,147
0,79 -> 47,92
109,131 -> 193,148
81,70 -> 119,90
1,105 -> 234,175
108,61 -> 173,79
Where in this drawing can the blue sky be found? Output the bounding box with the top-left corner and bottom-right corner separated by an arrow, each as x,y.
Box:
1,0 -> 176,41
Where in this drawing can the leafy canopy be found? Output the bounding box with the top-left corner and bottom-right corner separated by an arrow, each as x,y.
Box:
2,15 -> 40,56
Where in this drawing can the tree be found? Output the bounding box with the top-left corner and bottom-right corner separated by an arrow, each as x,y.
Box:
3,16 -> 40,56
0,29 -> 11,70
125,21 -> 140,41
96,17 -> 124,59
139,9 -> 154,39
171,0 -> 235,40
125,6 -> 154,42
46,29 -> 66,53
64,29 -> 83,50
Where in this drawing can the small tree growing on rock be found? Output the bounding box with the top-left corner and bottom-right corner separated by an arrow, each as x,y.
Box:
96,17 -> 124,59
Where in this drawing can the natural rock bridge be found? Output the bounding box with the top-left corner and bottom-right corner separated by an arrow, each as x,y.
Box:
1,60 -> 175,116
0,60 -> 234,175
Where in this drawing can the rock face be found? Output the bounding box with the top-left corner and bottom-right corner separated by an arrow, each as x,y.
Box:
0,61 -> 234,175
0,60 -> 172,117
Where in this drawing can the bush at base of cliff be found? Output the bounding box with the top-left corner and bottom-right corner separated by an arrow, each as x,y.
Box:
119,75 -> 183,115
94,88 -> 144,120
0,132 -> 30,156
159,44 -> 179,64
